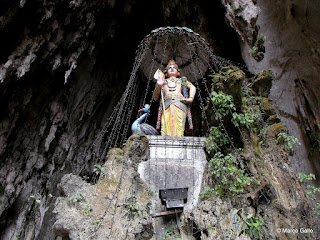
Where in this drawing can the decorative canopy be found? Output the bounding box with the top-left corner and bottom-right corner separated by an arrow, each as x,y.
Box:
136,27 -> 218,82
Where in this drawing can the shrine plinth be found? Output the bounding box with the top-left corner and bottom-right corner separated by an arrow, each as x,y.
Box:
138,136 -> 206,212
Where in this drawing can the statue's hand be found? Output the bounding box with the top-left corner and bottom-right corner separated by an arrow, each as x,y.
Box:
154,69 -> 165,86
157,77 -> 164,86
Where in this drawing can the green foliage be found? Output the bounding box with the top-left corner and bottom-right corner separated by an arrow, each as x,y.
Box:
232,209 -> 265,239
30,193 -> 42,208
93,219 -> 101,225
306,184 -> 320,200
81,205 -> 95,217
147,187 -> 154,196
68,194 -> 84,205
210,90 -> 261,132
199,187 -> 215,201
232,112 -> 260,132
209,152 -> 257,197
210,91 -> 235,120
232,96 -> 261,132
276,132 -> 300,151
297,173 -> 315,184
240,214 -> 264,238
258,33 -> 266,42
162,226 -> 181,240
124,201 -> 143,218
206,125 -> 230,153
297,173 -> 320,215
205,72 -> 262,199
259,127 -> 267,139
82,175 -> 89,182
249,46 -> 258,55
93,164 -> 108,177
30,193 -> 52,213
249,33 -> 266,58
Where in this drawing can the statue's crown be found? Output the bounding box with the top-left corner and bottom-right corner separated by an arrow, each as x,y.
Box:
166,60 -> 179,69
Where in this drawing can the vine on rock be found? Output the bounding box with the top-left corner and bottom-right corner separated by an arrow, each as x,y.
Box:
203,67 -> 262,198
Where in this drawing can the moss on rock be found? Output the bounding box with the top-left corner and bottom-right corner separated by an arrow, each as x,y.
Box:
259,97 -> 276,116
211,66 -> 245,107
106,148 -> 124,163
266,122 -> 286,138
211,66 -> 245,87
123,133 -> 149,170
267,114 -> 281,125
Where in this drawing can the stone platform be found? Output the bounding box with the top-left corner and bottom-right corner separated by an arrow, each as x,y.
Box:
138,136 -> 206,237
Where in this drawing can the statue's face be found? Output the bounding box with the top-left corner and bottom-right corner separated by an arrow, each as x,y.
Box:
167,64 -> 179,77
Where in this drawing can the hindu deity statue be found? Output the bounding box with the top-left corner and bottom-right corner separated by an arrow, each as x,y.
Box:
153,60 -> 196,136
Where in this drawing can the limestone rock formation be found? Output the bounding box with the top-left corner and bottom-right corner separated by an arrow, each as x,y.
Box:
0,1 -> 242,238
221,0 -> 320,176
222,0 -> 264,61
53,134 -> 153,240
0,0 -> 319,239
53,128 -> 318,239
198,66 -> 318,239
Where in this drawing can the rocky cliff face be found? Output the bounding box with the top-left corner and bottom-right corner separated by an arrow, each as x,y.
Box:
0,0 -> 319,239
53,126 -> 317,239
221,0 -> 320,177
53,134 -> 153,240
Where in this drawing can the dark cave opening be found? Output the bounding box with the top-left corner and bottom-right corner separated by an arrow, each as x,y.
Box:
0,0 -> 247,238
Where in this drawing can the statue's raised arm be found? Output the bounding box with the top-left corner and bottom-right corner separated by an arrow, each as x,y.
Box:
153,69 -> 165,101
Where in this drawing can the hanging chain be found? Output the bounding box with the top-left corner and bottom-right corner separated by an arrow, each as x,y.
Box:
140,36 -> 159,121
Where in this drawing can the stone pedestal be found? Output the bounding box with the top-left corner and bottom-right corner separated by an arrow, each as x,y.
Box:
138,136 -> 206,238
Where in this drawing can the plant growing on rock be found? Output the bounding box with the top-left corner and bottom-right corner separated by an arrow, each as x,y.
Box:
199,187 -> 215,201
81,204 -> 95,217
205,125 -> 230,153
147,187 -> 154,196
249,33 -> 266,61
232,111 -> 260,133
124,200 -> 146,219
203,72 -> 262,198
93,219 -> 101,225
82,175 -> 89,182
276,132 -> 300,151
30,193 -> 42,208
209,152 -> 258,197
210,90 -> 261,133
232,95 -> 261,133
91,163 -> 108,183
93,163 -> 107,176
210,91 -> 235,120
232,209 -> 265,239
297,173 -> 320,215
161,226 -> 180,240
30,193 -> 52,210
68,194 -> 84,206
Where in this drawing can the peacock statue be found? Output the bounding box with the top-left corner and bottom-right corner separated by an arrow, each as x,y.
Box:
131,104 -> 159,135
